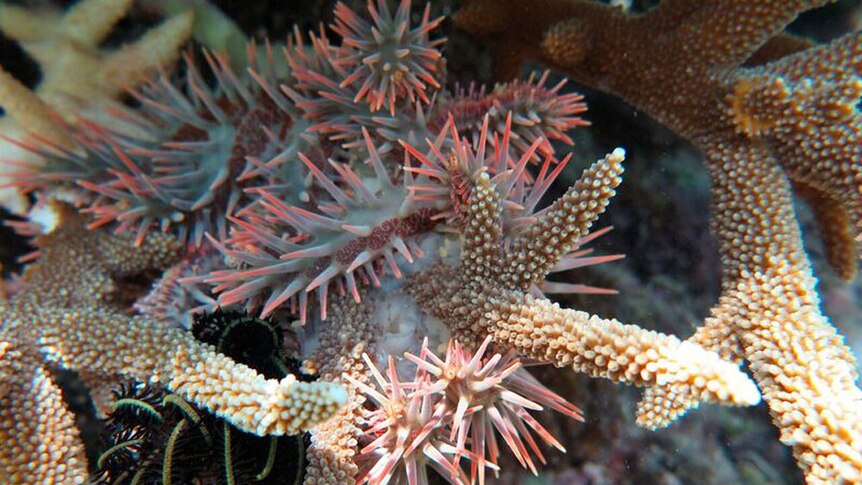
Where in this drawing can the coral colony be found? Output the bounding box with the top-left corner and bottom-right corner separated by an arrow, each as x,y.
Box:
0,1 -> 858,485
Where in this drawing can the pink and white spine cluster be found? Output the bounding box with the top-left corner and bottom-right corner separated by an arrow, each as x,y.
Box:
352,337 -> 583,485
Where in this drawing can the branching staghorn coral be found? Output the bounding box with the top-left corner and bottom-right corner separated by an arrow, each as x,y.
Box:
0,0 -> 194,213
0,325 -> 88,484
0,204 -> 345,482
94,309 -> 309,484
407,158 -> 759,409
454,0 -> 862,482
0,0 -> 193,105
0,0 -> 793,483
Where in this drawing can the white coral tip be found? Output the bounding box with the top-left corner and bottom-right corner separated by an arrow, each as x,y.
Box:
328,382 -> 349,405
736,376 -> 762,406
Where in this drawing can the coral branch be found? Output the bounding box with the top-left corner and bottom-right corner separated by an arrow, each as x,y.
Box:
4,204 -> 345,439
455,1 -> 862,481
37,306 -> 346,436
502,148 -> 624,291
488,290 -> 760,407
0,329 -> 88,484
409,152 -> 759,410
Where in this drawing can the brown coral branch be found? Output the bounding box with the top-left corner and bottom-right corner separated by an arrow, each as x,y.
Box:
2,204 -> 346,440
408,157 -> 760,412
455,1 -> 862,481
0,329 -> 88,484
303,296 -> 380,485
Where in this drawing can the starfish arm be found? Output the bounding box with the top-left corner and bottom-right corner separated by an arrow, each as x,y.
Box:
63,0 -> 133,47
485,289 -> 760,408
502,148 -> 624,291
37,306 -> 346,436
0,331 -> 88,484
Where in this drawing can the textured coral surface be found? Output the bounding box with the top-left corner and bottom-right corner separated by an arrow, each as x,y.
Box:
1,1 -> 860,484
